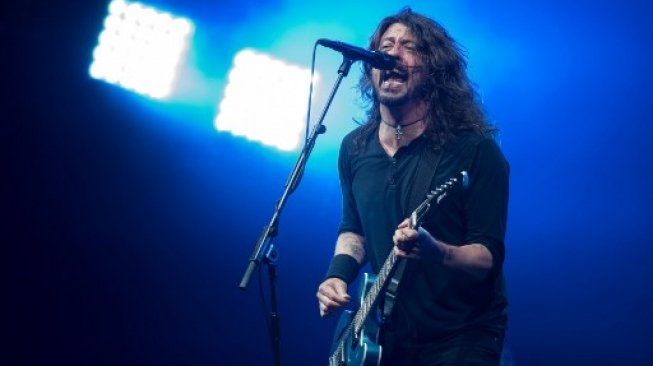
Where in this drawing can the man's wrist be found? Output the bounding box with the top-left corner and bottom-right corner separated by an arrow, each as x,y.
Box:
325,254 -> 360,284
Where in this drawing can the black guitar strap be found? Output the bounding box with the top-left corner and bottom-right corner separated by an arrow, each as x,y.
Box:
382,141 -> 443,323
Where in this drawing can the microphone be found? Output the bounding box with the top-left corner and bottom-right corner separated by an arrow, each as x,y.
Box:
317,39 -> 396,70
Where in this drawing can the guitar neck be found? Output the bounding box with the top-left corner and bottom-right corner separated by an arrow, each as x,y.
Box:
351,249 -> 399,334
330,250 -> 399,365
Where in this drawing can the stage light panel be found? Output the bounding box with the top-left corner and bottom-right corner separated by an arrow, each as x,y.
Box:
89,0 -> 193,99
214,49 -> 318,151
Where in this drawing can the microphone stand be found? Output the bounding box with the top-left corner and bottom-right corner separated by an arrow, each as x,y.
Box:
239,56 -> 355,366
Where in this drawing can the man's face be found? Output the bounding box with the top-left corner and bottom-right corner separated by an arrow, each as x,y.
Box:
372,23 -> 424,108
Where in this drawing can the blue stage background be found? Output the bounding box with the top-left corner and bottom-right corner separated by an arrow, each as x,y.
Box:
4,1 -> 652,365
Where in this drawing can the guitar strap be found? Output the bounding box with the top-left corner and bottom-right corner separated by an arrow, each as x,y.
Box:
382,140 -> 443,324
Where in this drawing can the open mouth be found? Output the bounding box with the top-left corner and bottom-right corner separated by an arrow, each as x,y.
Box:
380,69 -> 408,85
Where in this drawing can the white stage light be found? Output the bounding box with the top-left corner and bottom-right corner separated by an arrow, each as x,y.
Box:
215,49 -> 318,151
89,0 -> 193,99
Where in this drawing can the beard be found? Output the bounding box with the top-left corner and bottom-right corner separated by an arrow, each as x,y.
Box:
377,89 -> 410,107
375,83 -> 426,108
373,69 -> 426,108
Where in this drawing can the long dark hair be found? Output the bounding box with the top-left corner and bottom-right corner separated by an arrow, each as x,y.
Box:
352,8 -> 496,153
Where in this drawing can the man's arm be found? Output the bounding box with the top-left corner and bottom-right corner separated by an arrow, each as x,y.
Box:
439,241 -> 493,272
433,239 -> 493,279
317,232 -> 366,317
334,231 -> 366,264
393,220 -> 492,279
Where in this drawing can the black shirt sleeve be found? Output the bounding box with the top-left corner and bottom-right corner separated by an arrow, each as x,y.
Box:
337,132 -> 364,236
464,138 -> 510,269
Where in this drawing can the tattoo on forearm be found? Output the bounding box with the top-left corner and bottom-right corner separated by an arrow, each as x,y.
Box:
345,240 -> 365,259
337,233 -> 366,262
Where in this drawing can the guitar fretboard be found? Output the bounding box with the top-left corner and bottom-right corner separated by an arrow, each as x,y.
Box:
352,250 -> 398,334
329,251 -> 399,365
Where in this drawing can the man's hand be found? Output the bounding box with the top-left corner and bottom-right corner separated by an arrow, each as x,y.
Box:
392,218 -> 444,262
392,219 -> 494,278
316,277 -> 351,317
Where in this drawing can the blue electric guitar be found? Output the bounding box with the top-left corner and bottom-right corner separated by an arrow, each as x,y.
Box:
328,171 -> 469,366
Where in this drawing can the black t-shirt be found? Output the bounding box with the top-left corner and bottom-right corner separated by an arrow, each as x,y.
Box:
338,124 -> 509,341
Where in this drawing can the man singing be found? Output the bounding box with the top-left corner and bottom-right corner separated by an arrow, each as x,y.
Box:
317,8 -> 509,366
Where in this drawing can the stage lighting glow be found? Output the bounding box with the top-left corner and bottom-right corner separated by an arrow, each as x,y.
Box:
214,49 -> 318,151
89,0 -> 193,99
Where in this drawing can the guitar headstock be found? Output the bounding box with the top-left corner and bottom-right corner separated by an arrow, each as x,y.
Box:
410,171 -> 469,228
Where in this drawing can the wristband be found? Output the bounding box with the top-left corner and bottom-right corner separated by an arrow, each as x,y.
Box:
325,254 -> 360,284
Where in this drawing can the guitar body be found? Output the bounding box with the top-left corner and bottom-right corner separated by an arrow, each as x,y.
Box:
328,172 -> 468,366
330,273 -> 382,366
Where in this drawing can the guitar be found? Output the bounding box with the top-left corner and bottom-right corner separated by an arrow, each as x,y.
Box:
328,171 -> 469,366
